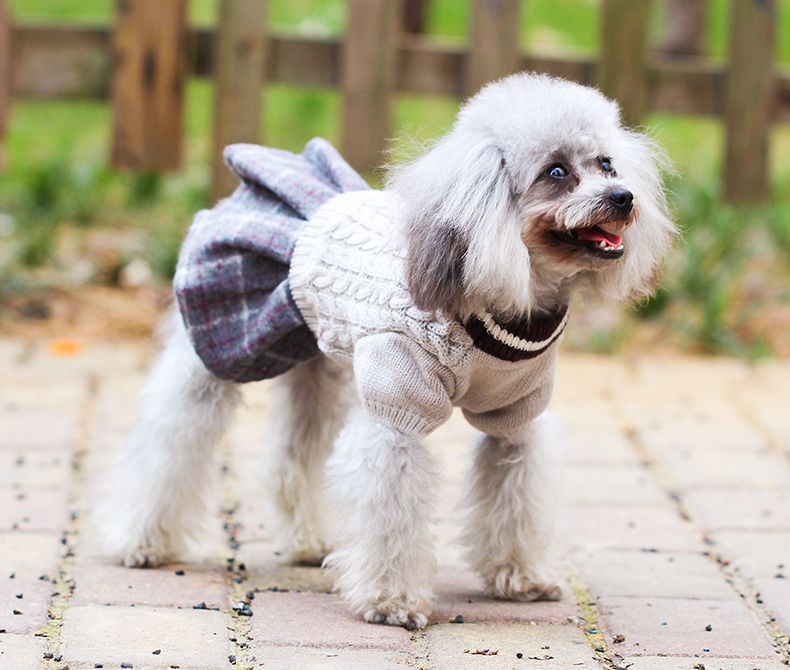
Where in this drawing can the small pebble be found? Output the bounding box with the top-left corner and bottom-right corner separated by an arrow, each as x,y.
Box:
175,570 -> 185,576
94,664 -> 103,669
233,602 -> 253,617
516,652 -> 523,659
704,624 -> 712,631
450,615 -> 463,624
54,654 -> 62,661
43,653 -> 54,660
121,663 -> 133,669
152,649 -> 161,655
245,591 -> 255,600
229,655 -> 237,665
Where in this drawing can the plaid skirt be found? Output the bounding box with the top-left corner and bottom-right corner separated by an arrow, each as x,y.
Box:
174,138 -> 370,383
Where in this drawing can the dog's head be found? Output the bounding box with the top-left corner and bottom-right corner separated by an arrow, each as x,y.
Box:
387,73 -> 676,320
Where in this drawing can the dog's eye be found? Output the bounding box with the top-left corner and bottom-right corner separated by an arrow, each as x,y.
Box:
600,159 -> 615,174
547,164 -> 568,179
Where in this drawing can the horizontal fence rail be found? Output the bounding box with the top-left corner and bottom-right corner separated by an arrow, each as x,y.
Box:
9,23 -> 790,122
0,0 -> 787,204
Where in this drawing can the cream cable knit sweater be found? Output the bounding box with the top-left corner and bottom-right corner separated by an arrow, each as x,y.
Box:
289,190 -> 563,439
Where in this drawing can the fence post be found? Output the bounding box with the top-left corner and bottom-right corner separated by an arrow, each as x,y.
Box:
660,0 -> 706,56
211,0 -> 268,203
403,0 -> 427,34
110,0 -> 187,171
0,0 -> 10,169
597,0 -> 653,127
723,0 -> 776,204
341,0 -> 399,173
465,0 -> 521,97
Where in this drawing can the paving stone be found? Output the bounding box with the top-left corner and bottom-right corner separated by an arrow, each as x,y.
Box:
71,557 -> 229,610
620,657 -> 789,670
567,504 -> 705,552
629,357 -> 752,395
233,496 -> 272,543
0,533 -> 66,633
430,566 -> 576,625
249,592 -> 412,651
753,577 -> 790,637
0,572 -> 54,634
564,429 -> 640,466
0,409 -> 79,450
252,645 -> 414,669
60,604 -> 235,669
0,533 -> 63,577
709,530 -> 790,580
630,412 -> 769,454
0,377 -> 88,413
0,488 -> 69,532
0,340 -> 25,368
598,596 -> 779,658
567,464 -> 668,505
0,449 -> 70,487
572,550 -> 737,600
684,489 -> 790,531
0,633 -> 47,670
555,353 -> 631,396
426,622 -> 599,669
238,541 -> 335,593
658,450 -> 790,490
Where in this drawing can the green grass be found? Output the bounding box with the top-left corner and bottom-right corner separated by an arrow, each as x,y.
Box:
4,0 -> 790,354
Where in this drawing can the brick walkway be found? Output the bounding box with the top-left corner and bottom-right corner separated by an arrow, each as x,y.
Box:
1,338 -> 789,669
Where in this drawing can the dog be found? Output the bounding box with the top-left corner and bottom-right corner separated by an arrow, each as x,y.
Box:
99,73 -> 675,630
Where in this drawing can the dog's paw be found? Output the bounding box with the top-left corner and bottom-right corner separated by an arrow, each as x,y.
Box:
485,565 -> 562,602
364,605 -> 428,630
121,546 -> 171,568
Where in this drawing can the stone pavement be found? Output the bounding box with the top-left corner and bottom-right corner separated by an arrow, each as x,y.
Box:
1,337 -> 789,670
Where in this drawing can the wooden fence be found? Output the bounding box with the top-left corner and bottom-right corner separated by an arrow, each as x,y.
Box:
0,0 -> 786,204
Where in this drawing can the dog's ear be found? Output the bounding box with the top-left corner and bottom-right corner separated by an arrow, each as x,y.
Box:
387,133 -> 516,318
403,216 -> 468,315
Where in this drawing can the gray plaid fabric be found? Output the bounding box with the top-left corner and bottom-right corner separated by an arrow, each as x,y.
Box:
174,138 -> 370,382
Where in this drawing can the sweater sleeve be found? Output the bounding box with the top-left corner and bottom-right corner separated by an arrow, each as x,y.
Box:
352,332 -> 455,438
461,356 -> 557,439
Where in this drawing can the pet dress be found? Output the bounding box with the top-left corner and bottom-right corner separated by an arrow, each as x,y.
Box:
174,138 -> 370,382
177,139 -> 569,439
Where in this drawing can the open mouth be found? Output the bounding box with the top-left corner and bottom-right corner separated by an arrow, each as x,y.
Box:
550,225 -> 625,259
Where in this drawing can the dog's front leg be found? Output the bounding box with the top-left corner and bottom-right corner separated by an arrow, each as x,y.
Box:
324,409 -> 438,630
461,411 -> 564,602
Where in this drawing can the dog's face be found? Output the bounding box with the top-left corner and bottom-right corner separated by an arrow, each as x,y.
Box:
387,73 -> 676,320
520,152 -> 634,267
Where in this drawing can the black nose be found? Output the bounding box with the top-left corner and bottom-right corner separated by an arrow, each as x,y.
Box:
609,188 -> 634,215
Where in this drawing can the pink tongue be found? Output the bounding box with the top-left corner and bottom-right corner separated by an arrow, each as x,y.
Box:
576,226 -> 622,246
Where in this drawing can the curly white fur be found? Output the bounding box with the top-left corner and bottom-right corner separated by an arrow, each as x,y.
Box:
98,73 -> 675,629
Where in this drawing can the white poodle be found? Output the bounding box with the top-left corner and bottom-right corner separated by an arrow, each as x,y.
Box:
99,73 -> 675,630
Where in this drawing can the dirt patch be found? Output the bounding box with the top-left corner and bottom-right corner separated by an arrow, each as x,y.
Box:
0,285 -> 172,341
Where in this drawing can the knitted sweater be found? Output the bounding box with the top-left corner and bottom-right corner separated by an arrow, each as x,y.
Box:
289,189 -> 567,439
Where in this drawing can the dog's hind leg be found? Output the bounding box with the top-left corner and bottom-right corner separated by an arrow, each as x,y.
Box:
266,355 -> 354,565
324,409 -> 439,630
99,312 -> 242,567
460,411 -> 564,602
